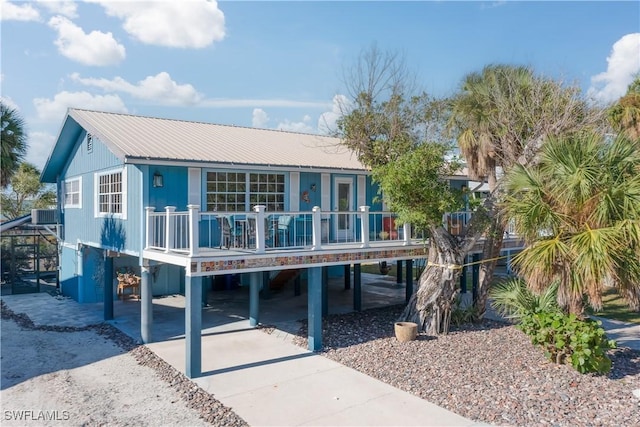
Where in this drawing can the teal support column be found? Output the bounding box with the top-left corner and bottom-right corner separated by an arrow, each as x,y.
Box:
396,260 -> 403,285
460,255 -> 468,294
344,264 -> 351,290
141,265 -> 153,343
353,263 -> 361,311
322,266 -> 328,317
294,274 -> 301,296
262,271 -> 271,299
202,276 -> 209,307
185,275 -> 202,378
472,254 -> 480,303
103,256 -> 114,321
249,272 -> 260,327
405,259 -> 413,303
308,267 -> 323,351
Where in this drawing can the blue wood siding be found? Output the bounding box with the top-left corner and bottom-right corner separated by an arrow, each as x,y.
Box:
59,246 -> 78,301
299,172 -> 321,211
148,166 -> 189,210
60,133 -> 144,255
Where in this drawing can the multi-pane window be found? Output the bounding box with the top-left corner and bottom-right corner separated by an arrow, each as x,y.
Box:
64,177 -> 81,208
97,171 -> 123,215
249,173 -> 285,211
206,171 -> 284,212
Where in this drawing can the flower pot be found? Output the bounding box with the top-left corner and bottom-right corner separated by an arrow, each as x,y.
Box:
394,321 -> 418,342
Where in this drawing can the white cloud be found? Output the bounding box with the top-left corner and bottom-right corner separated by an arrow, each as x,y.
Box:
48,16 -> 126,66
33,91 -> 127,121
1,0 -> 41,21
70,72 -> 203,105
36,0 -> 77,18
588,33 -> 640,104
276,115 -> 315,134
318,94 -> 349,135
252,108 -> 269,128
26,131 -> 56,171
89,0 -> 225,49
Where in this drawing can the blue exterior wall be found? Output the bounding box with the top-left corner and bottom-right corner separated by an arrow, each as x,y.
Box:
148,166 -> 189,211
61,133 -> 145,255
59,245 -> 78,301
299,172 -> 321,211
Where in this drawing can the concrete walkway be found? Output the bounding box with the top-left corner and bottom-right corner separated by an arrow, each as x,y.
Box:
2,278 -> 638,426
1,278 -> 485,426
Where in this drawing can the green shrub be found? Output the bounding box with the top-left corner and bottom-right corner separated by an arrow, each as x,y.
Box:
518,311 -> 616,374
489,278 -> 560,321
451,295 -> 480,327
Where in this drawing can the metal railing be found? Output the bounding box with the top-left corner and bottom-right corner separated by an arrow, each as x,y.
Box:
145,205 -> 511,256
145,205 -> 425,255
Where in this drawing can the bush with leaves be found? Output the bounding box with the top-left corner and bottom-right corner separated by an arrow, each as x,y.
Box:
490,278 -> 616,374
518,311 -> 616,374
490,278 -> 560,321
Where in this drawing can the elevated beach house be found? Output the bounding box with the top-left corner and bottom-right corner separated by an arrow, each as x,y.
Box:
43,109 -> 448,377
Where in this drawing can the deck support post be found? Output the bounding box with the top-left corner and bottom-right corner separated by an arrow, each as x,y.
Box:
261,271 -> 271,299
103,254 -> 114,321
460,256 -> 468,294
353,263 -> 361,311
294,274 -> 301,296
344,264 -> 351,290
308,266 -> 323,351
322,266 -> 328,317
141,264 -> 153,343
396,260 -> 403,285
185,275 -> 202,379
405,259 -> 413,303
472,254 -> 480,303
249,272 -> 260,327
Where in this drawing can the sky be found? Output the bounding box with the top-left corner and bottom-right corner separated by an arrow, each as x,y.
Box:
1,0 -> 639,172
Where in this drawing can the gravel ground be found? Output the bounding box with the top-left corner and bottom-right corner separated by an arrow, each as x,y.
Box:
1,302 -> 247,427
293,305 -> 640,427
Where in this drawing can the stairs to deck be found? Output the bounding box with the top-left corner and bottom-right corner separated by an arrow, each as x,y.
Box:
269,269 -> 301,290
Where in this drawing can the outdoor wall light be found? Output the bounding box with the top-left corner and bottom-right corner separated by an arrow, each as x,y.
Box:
153,172 -> 164,188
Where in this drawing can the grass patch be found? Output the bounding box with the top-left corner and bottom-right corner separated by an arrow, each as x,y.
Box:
588,287 -> 640,325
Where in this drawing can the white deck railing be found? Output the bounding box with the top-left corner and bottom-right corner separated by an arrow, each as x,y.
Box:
145,205 -> 429,255
146,206 -> 513,256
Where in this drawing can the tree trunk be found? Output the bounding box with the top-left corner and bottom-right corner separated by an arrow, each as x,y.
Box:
399,227 -> 464,334
473,218 -> 505,319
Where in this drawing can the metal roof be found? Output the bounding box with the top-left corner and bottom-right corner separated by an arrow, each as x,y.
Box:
67,109 -> 367,171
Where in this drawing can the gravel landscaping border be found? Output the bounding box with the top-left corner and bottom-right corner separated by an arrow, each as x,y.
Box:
291,305 -> 640,426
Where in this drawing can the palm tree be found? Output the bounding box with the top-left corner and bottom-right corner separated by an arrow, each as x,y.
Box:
1,102 -> 28,188
608,76 -> 640,140
502,132 -> 640,315
448,64 -> 604,318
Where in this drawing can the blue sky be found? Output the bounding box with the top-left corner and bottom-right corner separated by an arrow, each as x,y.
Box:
2,1 -> 639,171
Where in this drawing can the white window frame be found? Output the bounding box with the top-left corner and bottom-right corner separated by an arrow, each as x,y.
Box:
63,177 -> 82,209
94,168 -> 127,219
205,171 -> 286,212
